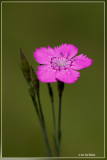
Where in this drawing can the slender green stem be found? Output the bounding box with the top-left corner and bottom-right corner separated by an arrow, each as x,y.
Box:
47,83 -> 58,156
38,116 -> 52,157
57,81 -> 64,156
51,101 -> 58,156
32,96 -> 52,157
31,97 -> 39,117
37,93 -> 45,128
57,94 -> 62,156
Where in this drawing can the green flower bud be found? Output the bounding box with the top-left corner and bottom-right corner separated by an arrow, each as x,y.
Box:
20,48 -> 31,83
28,86 -> 35,101
31,66 -> 39,95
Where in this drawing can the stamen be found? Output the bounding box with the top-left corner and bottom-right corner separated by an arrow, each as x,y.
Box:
50,55 -> 72,71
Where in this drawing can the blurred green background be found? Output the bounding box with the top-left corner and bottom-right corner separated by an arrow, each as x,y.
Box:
2,2 -> 104,158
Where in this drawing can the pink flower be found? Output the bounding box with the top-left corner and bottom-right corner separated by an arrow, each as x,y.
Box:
33,44 -> 92,83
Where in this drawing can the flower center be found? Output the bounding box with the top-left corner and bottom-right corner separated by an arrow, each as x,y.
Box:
50,56 -> 72,71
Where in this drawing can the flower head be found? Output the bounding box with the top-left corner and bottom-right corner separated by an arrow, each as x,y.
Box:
33,43 -> 92,83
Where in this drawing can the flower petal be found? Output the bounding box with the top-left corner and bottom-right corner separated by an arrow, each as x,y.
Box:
56,69 -> 80,83
33,46 -> 55,64
71,54 -> 92,70
36,65 -> 57,83
54,43 -> 78,58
